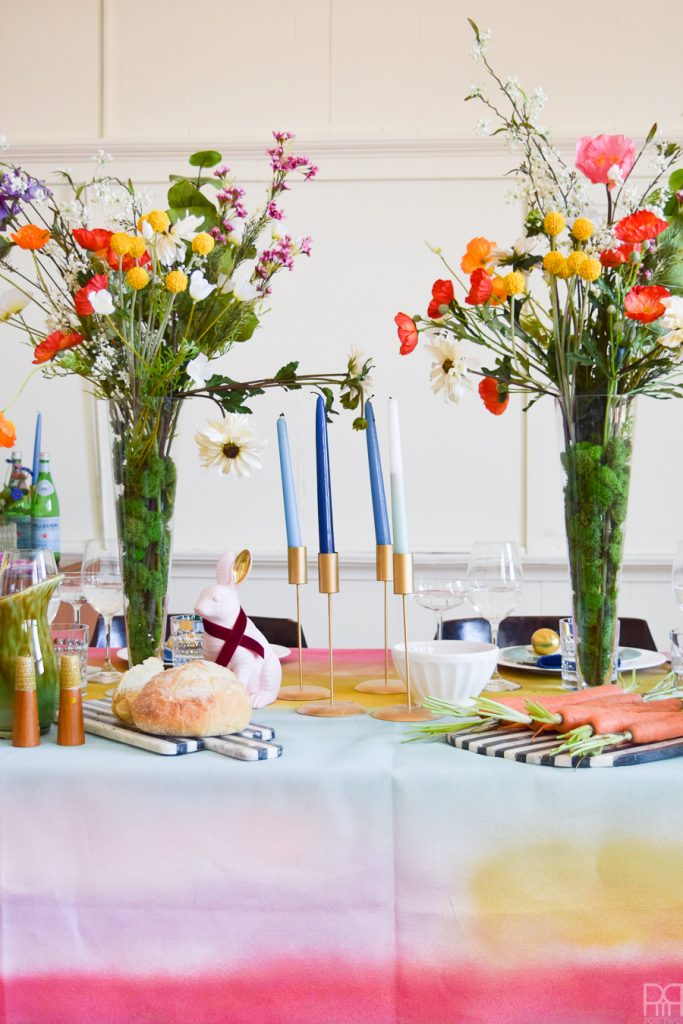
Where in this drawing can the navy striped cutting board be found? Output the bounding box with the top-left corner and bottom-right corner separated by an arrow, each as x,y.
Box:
446,724 -> 683,768
83,699 -> 282,761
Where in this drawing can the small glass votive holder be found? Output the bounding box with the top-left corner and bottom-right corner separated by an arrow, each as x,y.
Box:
170,614 -> 204,667
51,622 -> 90,692
670,629 -> 683,684
559,616 -> 578,689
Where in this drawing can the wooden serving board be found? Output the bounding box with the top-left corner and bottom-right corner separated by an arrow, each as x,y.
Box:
83,699 -> 282,761
446,724 -> 683,768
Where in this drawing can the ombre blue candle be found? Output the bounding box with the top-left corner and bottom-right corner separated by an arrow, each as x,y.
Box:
364,400 -> 391,546
32,412 -> 42,486
276,415 -> 303,548
315,395 -> 335,554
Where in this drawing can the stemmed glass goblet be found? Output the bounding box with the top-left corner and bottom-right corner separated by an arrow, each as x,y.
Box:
466,540 -> 523,693
82,538 -> 124,684
414,577 -> 466,639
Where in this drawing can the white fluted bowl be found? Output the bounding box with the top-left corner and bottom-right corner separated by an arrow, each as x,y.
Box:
391,640 -> 498,706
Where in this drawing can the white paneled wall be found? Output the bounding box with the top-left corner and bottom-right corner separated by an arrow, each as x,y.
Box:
1,0 -> 682,648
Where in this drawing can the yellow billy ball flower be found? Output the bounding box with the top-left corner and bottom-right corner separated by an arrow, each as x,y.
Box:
566,251 -> 588,276
165,270 -> 188,293
503,271 -> 525,296
110,232 -> 133,256
543,211 -> 566,237
125,267 -> 149,290
144,209 -> 170,233
192,232 -> 215,255
571,217 -> 594,242
554,258 -> 572,280
542,251 -> 565,275
127,236 -> 147,259
578,256 -> 602,282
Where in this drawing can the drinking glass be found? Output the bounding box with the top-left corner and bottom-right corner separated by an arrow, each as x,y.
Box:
170,614 -> 204,666
414,577 -> 466,639
82,538 -> 124,683
60,571 -> 87,624
672,543 -> 683,614
0,548 -> 61,622
51,622 -> 90,692
466,540 -> 523,692
671,629 -> 683,685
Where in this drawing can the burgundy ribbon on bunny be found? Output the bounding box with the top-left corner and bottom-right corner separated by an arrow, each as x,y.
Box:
202,608 -> 264,667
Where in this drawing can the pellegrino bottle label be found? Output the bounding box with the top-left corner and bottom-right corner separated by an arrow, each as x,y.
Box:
36,479 -> 55,497
32,516 -> 60,552
15,516 -> 32,548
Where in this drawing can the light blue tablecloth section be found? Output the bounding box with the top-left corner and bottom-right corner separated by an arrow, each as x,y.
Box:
2,705 -> 683,1022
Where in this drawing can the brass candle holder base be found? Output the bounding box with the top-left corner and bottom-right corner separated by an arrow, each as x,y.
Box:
296,552 -> 365,718
279,546 -> 331,701
373,704 -> 442,723
297,700 -> 364,717
354,544 -> 405,696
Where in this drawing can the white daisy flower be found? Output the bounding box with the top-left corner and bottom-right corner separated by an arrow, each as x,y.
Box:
347,347 -> 373,396
659,296 -> 683,354
155,213 -> 205,266
425,337 -> 475,403
194,414 -> 266,478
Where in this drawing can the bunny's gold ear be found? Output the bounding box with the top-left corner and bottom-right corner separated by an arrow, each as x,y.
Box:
232,549 -> 252,584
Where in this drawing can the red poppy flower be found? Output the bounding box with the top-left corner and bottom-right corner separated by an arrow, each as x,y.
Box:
478,376 -> 509,415
395,312 -> 419,355
106,247 -> 151,272
427,279 -> 454,318
32,330 -> 84,364
615,210 -> 668,244
623,284 -> 670,323
599,242 -> 641,268
74,274 -> 109,316
465,268 -> 493,306
73,228 -> 113,252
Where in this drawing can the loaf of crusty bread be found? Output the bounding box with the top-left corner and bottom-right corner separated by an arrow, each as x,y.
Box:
112,657 -> 165,725
130,660 -> 251,737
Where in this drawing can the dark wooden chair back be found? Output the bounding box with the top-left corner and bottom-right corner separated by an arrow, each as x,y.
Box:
440,615 -> 657,651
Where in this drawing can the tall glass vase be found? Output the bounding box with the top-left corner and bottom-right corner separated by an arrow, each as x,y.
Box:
109,398 -> 178,666
559,394 -> 633,687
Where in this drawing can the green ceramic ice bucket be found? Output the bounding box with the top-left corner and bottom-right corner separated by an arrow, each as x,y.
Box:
0,576 -> 61,737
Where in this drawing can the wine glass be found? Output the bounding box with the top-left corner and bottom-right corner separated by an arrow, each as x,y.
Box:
60,571 -> 87,624
82,538 -> 124,683
672,542 -> 683,615
0,548 -> 61,622
414,577 -> 466,639
466,541 -> 523,692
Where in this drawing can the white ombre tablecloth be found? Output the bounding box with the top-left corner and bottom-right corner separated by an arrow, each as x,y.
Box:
1,650 -> 682,1024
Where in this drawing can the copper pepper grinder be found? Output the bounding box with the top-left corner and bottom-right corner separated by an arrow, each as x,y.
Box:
12,654 -> 40,747
57,653 -> 85,746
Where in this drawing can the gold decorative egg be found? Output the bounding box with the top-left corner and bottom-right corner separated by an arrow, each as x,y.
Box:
531,628 -> 561,655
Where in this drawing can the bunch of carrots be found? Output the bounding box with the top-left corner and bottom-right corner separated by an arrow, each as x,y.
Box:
413,676 -> 683,757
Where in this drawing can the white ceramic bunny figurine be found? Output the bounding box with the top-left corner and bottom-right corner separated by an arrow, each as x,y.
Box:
194,550 -> 282,709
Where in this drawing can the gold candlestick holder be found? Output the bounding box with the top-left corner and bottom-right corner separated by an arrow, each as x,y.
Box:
297,552 -> 364,717
373,553 -> 441,723
278,546 -> 330,702
355,544 -> 406,696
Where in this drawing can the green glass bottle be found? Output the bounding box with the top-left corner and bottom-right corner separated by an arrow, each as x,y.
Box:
31,452 -> 60,564
5,451 -> 32,549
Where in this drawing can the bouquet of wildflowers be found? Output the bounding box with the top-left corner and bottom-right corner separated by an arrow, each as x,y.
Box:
0,132 -> 372,663
394,20 -> 683,686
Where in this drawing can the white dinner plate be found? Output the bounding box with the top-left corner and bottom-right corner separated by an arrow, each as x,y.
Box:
498,645 -> 666,674
116,643 -> 291,663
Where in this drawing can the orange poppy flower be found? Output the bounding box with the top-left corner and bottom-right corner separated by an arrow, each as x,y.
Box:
32,330 -> 84,365
623,285 -> 670,324
615,210 -> 668,245
395,312 -> 419,355
479,377 -> 509,415
73,227 -> 113,252
489,276 -> 508,307
11,225 -> 51,250
461,237 -> 496,275
427,279 -> 455,318
0,410 -> 16,448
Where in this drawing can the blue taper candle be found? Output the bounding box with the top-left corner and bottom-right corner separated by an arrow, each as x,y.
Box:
364,400 -> 391,546
276,414 -> 303,548
32,412 -> 42,485
315,395 -> 335,554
